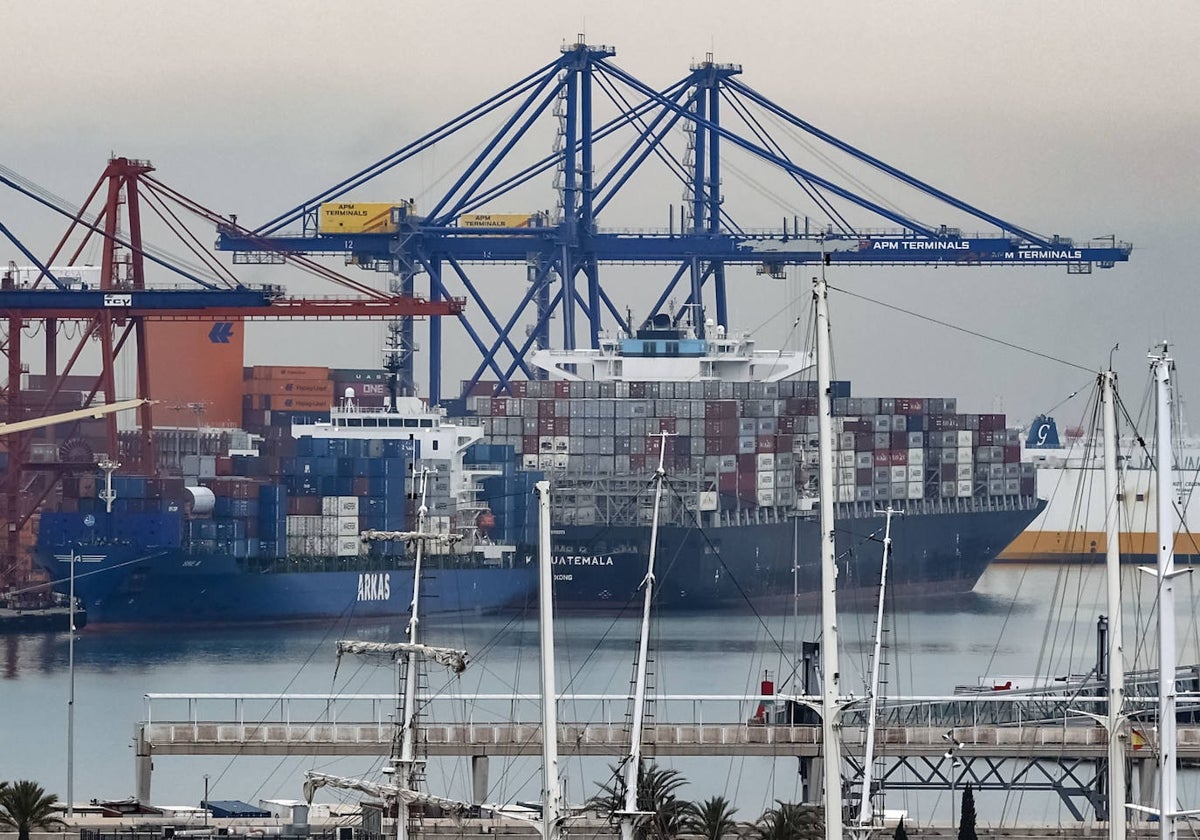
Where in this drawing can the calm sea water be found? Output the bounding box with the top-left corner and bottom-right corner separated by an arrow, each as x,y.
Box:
5,563 -> 1200,828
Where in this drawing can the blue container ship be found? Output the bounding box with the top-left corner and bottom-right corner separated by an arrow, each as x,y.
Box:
33,396 -> 538,626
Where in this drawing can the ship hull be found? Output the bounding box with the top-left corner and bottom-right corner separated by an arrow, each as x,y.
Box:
997,462 -> 1200,564
32,544 -> 537,626
548,502 -> 1044,611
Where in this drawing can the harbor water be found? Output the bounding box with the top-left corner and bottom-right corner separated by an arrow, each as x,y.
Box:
5,563 -> 1200,828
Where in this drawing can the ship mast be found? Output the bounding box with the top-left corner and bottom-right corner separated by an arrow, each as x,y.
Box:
535,480 -> 565,840
1099,368 -> 1126,840
1151,346 -> 1180,840
619,430 -> 670,840
814,273 -> 844,840
853,505 -> 898,837
304,469 -> 473,840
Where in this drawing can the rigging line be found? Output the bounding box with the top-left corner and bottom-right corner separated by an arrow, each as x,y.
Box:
828,284 -> 1096,374
137,185 -> 238,287
719,88 -> 854,234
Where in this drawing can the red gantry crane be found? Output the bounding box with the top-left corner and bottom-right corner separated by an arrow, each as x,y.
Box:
0,157 -> 464,593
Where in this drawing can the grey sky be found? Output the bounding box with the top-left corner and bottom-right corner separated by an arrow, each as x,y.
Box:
4,1 -> 1199,429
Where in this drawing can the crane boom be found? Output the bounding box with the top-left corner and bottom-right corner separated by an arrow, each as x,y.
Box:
0,398 -> 153,437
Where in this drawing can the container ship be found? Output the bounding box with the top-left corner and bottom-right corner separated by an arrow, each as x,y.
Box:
31,364 -> 538,626
995,415 -> 1200,564
460,315 -> 1045,610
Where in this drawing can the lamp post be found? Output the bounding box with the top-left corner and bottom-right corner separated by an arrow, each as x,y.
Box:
203,774 -> 210,827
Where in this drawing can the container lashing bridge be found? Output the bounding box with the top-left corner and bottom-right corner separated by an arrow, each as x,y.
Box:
215,38 -> 1130,403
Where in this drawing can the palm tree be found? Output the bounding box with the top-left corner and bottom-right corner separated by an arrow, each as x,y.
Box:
0,780 -> 65,840
683,796 -> 740,840
752,801 -> 823,840
591,761 -> 691,840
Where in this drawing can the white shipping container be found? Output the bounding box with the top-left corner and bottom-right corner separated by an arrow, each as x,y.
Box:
539,437 -> 554,452
856,452 -> 874,469
756,488 -> 776,507
838,432 -> 855,450
906,465 -> 923,482
756,453 -> 776,471
957,431 -> 974,448
286,535 -> 307,555
522,454 -> 539,469
317,535 -> 339,555
837,451 -> 855,468
336,537 -> 360,557
718,455 -> 737,473
757,471 -> 776,489
907,481 -> 924,499
908,448 -> 925,466
321,497 -> 340,515
891,415 -> 907,431
890,465 -> 907,482
956,463 -> 974,481
337,517 -> 359,536
337,496 -> 359,516
957,446 -> 973,464
698,491 -> 718,512
538,454 -> 554,470
837,486 -> 855,502
837,468 -> 856,486
956,480 -> 974,497
553,454 -> 570,469
776,469 -> 794,489
941,448 -> 958,465
553,436 -> 570,453
890,482 -> 907,499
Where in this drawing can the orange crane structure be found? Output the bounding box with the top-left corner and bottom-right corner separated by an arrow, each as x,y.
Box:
0,157 -> 464,591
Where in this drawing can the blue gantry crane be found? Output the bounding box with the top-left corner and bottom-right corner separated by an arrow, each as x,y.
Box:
216,39 -> 1131,403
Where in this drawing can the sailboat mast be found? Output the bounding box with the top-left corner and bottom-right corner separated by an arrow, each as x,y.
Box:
535,480 -> 564,840
1100,369 -> 1126,839
397,468 -> 431,840
855,506 -> 896,833
620,431 -> 670,840
1152,348 -> 1178,840
814,274 -> 843,840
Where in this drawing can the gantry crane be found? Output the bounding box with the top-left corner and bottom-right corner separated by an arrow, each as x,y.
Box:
0,157 -> 465,589
216,40 -> 1130,402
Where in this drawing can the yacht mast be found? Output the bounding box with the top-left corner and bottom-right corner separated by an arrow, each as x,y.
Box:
620,431 -> 670,840
814,274 -> 844,840
1151,347 -> 1178,840
535,480 -> 564,840
1099,369 -> 1126,840
854,506 -> 897,836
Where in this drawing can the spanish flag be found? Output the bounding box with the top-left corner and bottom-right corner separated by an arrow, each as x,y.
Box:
1131,729 -> 1147,750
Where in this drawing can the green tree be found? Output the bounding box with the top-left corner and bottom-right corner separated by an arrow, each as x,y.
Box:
591,761 -> 691,840
958,783 -> 977,840
752,801 -> 823,840
683,796 -> 740,840
893,817 -> 909,840
0,780 -> 65,840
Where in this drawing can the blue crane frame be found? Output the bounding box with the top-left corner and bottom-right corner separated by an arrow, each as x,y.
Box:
215,42 -> 1131,403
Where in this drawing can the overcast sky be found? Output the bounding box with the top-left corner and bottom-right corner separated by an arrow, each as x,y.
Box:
4,1 -> 1199,430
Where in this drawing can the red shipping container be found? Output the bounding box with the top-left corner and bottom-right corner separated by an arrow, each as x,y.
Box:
855,433 -> 875,452
890,431 -> 907,449
491,398 -> 508,416
778,416 -> 795,434
889,449 -> 908,466
554,381 -> 571,397
510,381 -> 527,397
776,434 -> 793,451
630,383 -> 647,398
646,435 -> 662,454
737,453 -> 757,471
523,435 -> 539,455
250,366 -> 329,381
659,418 -> 676,433
216,456 -> 233,476
630,454 -> 647,471
857,468 -> 874,485
941,464 -> 957,481
718,472 -> 737,492
873,451 -> 890,467
756,435 -> 776,454
1020,477 -> 1035,495
537,400 -> 556,419
977,430 -> 994,445
1005,445 -> 1020,463
538,419 -> 555,435
553,418 -> 570,436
